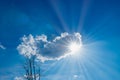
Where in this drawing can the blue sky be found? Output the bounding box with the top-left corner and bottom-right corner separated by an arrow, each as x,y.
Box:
0,0 -> 120,80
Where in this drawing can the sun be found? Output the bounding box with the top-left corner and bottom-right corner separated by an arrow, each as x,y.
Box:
68,42 -> 82,54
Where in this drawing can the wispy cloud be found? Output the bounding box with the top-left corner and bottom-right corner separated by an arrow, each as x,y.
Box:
0,43 -> 6,49
17,32 -> 82,62
14,76 -> 24,80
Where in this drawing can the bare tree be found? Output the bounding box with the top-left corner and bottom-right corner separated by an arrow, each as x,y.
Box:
23,56 -> 41,80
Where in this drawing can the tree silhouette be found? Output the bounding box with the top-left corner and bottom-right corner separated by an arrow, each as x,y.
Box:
23,56 -> 41,80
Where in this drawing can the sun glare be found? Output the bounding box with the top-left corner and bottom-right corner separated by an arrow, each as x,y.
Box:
68,42 -> 82,54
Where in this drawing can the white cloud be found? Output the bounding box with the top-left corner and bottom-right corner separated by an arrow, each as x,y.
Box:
53,32 -> 68,42
35,34 -> 48,42
14,76 -> 24,80
17,34 -> 37,58
17,32 -> 82,62
73,75 -> 78,78
0,43 -> 6,49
